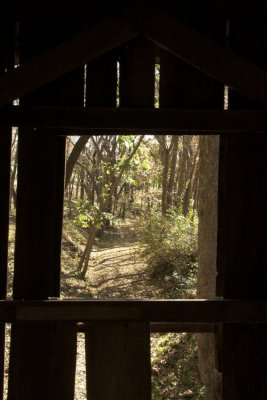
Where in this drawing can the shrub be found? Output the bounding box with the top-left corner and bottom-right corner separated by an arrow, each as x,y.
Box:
140,210 -> 198,297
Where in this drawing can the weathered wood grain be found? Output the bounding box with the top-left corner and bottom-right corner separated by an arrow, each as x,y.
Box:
1,106 -> 265,133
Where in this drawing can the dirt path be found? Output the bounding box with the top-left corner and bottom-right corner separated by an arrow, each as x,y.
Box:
61,220 -> 163,300
87,222 -> 161,299
62,220 -> 164,400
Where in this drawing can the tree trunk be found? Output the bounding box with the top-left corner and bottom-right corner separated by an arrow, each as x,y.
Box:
10,143 -> 18,210
176,136 -> 189,210
161,147 -> 170,216
65,135 -> 90,189
182,146 -> 199,216
166,135 -> 179,209
197,135 -> 221,400
79,225 -> 98,279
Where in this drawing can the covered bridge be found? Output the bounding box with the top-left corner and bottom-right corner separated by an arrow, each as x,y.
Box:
0,0 -> 266,399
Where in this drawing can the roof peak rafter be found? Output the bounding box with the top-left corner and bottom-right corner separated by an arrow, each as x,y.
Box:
0,1 -> 266,108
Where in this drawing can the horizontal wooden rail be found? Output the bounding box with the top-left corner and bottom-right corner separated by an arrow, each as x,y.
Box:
0,106 -> 265,134
1,299 -> 267,323
77,322 -> 215,333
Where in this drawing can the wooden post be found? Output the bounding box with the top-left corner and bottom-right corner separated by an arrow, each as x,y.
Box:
0,129 -> 11,400
159,10 -> 225,400
86,322 -> 150,400
8,21 -> 84,400
0,21 -> 14,400
219,9 -> 267,400
120,36 -> 155,108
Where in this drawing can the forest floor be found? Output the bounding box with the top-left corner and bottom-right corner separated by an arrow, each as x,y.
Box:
61,218 -> 167,300
5,216 -> 204,400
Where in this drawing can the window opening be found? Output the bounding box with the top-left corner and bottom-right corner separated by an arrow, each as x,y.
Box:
116,60 -> 120,107
74,332 -> 86,400
61,132 -> 220,399
224,19 -> 230,110
154,63 -> 160,108
83,64 -> 87,107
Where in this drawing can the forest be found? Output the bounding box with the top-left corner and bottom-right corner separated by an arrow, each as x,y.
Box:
7,133 -> 219,400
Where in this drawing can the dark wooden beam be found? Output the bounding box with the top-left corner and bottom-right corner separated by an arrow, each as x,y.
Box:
0,1 -> 266,22
150,322 -> 215,333
218,9 -> 267,397
0,21 -> 14,400
1,106 -> 265,133
78,322 -> 215,333
0,130 -> 11,300
86,322 -> 151,400
0,4 -> 144,108
8,23 -> 82,400
144,5 -> 267,106
1,299 -> 267,323
120,36 -> 155,107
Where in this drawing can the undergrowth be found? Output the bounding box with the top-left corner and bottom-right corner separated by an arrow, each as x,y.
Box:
151,333 -> 205,400
140,210 -> 198,298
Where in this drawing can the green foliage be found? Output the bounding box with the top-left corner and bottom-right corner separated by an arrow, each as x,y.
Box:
140,209 -> 198,297
74,200 -> 113,229
151,333 -> 205,400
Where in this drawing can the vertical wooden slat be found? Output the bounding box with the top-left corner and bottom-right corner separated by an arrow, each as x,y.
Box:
85,36 -> 153,400
0,131 -> 11,400
0,126 -> 11,297
86,322 -> 151,400
85,45 -> 118,399
159,10 -> 225,400
120,36 -> 155,107
219,8 -> 267,400
11,131 -> 66,299
8,22 -> 84,400
0,21 -> 14,400
218,132 -> 267,399
86,51 -> 117,107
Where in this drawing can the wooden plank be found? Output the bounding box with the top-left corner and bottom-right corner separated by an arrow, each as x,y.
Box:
160,15 -> 224,398
78,322 -> 215,333
120,36 -> 155,107
1,299 -> 267,323
0,1 -> 266,22
8,137 -> 78,400
12,132 -> 62,298
86,51 -> 117,107
150,322 -> 215,333
1,106 -> 265,133
0,21 -> 14,400
0,4 -> 144,107
144,4 -> 267,106
86,322 -> 151,400
218,8 -> 267,398
0,129 -> 11,400
8,322 -> 77,399
219,137 -> 267,399
8,22 -> 83,400
0,132 -> 11,299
